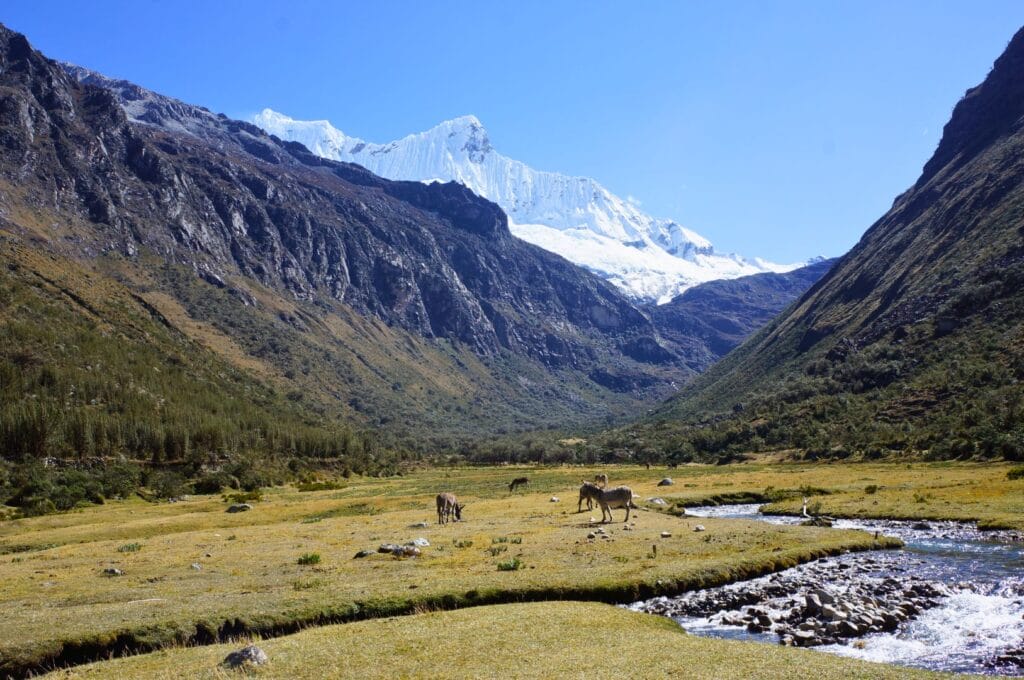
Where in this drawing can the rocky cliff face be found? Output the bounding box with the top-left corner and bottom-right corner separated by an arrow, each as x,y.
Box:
2,24 -> 707,438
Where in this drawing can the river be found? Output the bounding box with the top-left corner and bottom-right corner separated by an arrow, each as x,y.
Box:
630,504 -> 1024,675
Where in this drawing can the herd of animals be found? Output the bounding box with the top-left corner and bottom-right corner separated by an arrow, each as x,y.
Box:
435,475 -> 635,525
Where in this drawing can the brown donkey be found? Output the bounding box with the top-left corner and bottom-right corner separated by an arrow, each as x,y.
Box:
436,492 -> 464,525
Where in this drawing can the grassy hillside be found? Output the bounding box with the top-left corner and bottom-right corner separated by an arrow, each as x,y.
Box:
0,234 -> 397,514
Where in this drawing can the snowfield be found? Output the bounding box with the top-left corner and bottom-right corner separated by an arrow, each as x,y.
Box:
253,109 -> 803,303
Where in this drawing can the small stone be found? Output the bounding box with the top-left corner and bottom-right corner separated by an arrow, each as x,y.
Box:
550,496 -> 560,502
648,498 -> 668,505
204,553 -> 212,558
587,532 -> 596,539
657,478 -> 674,487
693,525 -> 706,532
660,531 -> 672,538
353,549 -> 374,559
406,537 -> 430,548
223,644 -> 268,668
226,503 -> 252,513
190,563 -> 202,571
102,567 -> 124,576
409,522 -> 429,529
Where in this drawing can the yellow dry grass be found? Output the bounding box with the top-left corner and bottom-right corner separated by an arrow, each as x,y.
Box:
42,601 -> 968,680
0,465 -> 904,674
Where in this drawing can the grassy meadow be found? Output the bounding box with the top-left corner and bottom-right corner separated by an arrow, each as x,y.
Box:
42,601 -> 969,680
2,462 -> 1018,677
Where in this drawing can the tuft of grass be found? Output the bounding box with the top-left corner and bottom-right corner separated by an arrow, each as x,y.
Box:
297,480 -> 347,493
297,553 -> 321,566
864,484 -> 879,495
453,540 -> 473,549
117,543 -> 142,553
1008,466 -> 1024,481
224,491 -> 263,504
496,557 -> 524,572
486,546 -> 507,557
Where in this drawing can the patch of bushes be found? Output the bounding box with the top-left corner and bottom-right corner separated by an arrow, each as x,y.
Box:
864,484 -> 879,494
297,553 -> 321,566
118,543 -> 142,553
497,557 -> 524,571
1008,466 -> 1024,481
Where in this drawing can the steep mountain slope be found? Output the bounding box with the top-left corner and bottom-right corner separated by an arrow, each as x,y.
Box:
0,24 -> 693,450
650,258 -> 836,372
251,109 -> 802,302
627,27 -> 1024,461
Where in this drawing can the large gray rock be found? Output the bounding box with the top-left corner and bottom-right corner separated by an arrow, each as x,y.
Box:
226,503 -> 252,513
223,644 -> 268,668
657,478 -> 674,486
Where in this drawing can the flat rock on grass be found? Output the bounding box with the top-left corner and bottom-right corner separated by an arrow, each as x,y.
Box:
226,503 -> 252,513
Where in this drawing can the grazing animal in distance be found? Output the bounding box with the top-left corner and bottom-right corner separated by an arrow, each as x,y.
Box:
597,486 -> 636,523
436,492 -> 464,525
594,473 -> 608,488
578,480 -> 603,512
508,477 -> 529,493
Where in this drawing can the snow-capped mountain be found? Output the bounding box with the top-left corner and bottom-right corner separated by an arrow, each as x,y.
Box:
252,109 -> 801,303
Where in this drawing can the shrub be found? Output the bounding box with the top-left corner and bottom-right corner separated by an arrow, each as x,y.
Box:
192,471 -> 236,494
864,484 -> 879,495
497,557 -> 524,571
297,553 -> 321,566
1008,466 -> 1024,481
453,539 -> 473,549
118,543 -> 142,553
148,471 -> 187,500
296,480 -> 346,492
487,546 -> 507,557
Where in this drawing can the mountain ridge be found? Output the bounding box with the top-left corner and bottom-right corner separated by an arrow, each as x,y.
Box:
620,25 -> 1024,462
251,108 -> 806,303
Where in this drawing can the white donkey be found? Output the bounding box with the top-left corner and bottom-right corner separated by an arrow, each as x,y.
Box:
597,486 -> 635,523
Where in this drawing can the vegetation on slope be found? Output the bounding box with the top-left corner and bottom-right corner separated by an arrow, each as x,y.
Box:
598,26 -> 1024,463
0,238 -> 396,517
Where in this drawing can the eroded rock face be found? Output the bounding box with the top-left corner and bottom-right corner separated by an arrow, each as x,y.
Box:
0,24 -> 691,409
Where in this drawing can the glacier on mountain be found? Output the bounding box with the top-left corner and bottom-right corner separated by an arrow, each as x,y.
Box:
252,109 -> 801,303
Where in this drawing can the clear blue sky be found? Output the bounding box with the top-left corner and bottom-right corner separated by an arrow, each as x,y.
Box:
4,1 -> 1023,262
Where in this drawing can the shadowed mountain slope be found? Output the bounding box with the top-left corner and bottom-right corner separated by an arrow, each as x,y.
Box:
623,27 -> 1024,462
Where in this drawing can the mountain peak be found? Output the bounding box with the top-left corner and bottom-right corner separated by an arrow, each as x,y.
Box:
919,25 -> 1024,185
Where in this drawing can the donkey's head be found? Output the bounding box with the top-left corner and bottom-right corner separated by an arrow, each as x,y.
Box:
454,503 -> 465,521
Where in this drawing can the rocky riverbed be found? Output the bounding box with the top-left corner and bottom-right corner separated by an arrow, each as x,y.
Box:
631,506 -> 1024,676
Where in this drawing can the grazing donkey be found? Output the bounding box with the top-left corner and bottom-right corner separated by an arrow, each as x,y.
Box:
594,473 -> 608,488
436,492 -> 464,525
597,486 -> 636,523
578,480 -> 603,512
508,477 -> 529,493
